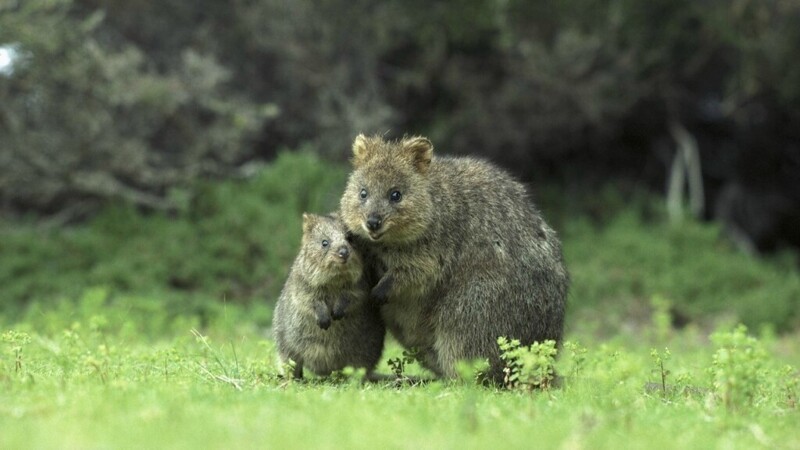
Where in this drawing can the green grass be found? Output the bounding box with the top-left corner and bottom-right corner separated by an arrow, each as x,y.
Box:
1,299 -> 798,449
2,150 -> 800,448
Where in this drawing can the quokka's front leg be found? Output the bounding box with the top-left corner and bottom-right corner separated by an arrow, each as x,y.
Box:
370,272 -> 394,305
313,300 -> 332,330
331,293 -> 351,320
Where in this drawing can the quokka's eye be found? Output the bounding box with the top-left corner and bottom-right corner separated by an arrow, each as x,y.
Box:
359,189 -> 368,199
390,190 -> 402,203
321,239 -> 329,248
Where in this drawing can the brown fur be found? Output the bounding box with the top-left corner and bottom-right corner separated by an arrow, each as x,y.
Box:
272,213 -> 385,378
340,135 -> 568,381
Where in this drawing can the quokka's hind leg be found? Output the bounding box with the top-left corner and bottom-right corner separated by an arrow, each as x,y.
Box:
277,354 -> 304,380
292,361 -> 304,379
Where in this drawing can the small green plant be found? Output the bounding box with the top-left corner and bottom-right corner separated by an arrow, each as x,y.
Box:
455,359 -> 491,384
2,330 -> 32,373
498,337 -> 558,390
145,347 -> 182,382
779,365 -> 798,409
708,324 -> 769,412
337,366 -> 367,386
650,347 -> 671,398
563,340 -> 588,378
278,358 -> 299,383
387,348 -> 420,380
84,350 -> 110,385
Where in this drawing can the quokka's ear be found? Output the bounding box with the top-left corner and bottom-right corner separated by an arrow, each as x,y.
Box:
326,210 -> 341,222
351,134 -> 372,167
402,136 -> 433,173
302,212 -> 318,235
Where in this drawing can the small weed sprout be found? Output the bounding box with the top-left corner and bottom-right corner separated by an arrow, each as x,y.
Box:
564,341 -> 587,378
2,330 -> 32,373
498,337 -> 557,390
280,359 -> 299,381
340,366 -> 367,385
146,347 -> 181,382
455,359 -> 491,384
387,348 -> 420,380
708,324 -> 769,411
650,347 -> 671,398
779,365 -> 798,409
498,337 -> 522,388
84,353 -> 109,384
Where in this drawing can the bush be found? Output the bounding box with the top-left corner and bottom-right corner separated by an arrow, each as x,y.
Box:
565,206 -> 800,331
0,151 -> 348,321
1,153 -> 798,332
0,0 -> 268,218
498,337 -> 558,390
708,325 -> 770,411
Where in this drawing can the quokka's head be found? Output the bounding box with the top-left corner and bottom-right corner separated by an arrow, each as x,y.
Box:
299,213 -> 362,287
340,135 -> 434,244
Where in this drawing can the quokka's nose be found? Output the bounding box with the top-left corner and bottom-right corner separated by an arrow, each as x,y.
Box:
337,246 -> 350,260
366,214 -> 382,231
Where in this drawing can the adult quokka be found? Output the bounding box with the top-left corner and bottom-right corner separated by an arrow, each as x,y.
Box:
340,135 -> 568,381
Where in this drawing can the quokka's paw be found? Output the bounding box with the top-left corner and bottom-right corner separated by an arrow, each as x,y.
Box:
370,283 -> 391,305
332,295 -> 350,320
331,307 -> 347,321
316,316 -> 332,330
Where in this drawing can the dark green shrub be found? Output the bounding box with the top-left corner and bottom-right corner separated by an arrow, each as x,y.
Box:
566,209 -> 800,330
0,152 -> 347,322
0,0 -> 267,217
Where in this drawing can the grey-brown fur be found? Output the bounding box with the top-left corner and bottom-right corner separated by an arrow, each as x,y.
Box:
272,213 -> 385,378
339,135 -> 568,381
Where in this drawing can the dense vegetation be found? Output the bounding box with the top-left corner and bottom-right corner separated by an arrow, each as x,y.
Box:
2,153 -> 798,332
2,0 -> 800,252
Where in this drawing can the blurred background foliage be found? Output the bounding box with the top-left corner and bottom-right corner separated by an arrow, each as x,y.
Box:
1,0 -> 799,330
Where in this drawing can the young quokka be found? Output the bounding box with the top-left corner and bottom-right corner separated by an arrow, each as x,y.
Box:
339,134 -> 569,382
272,213 -> 384,379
